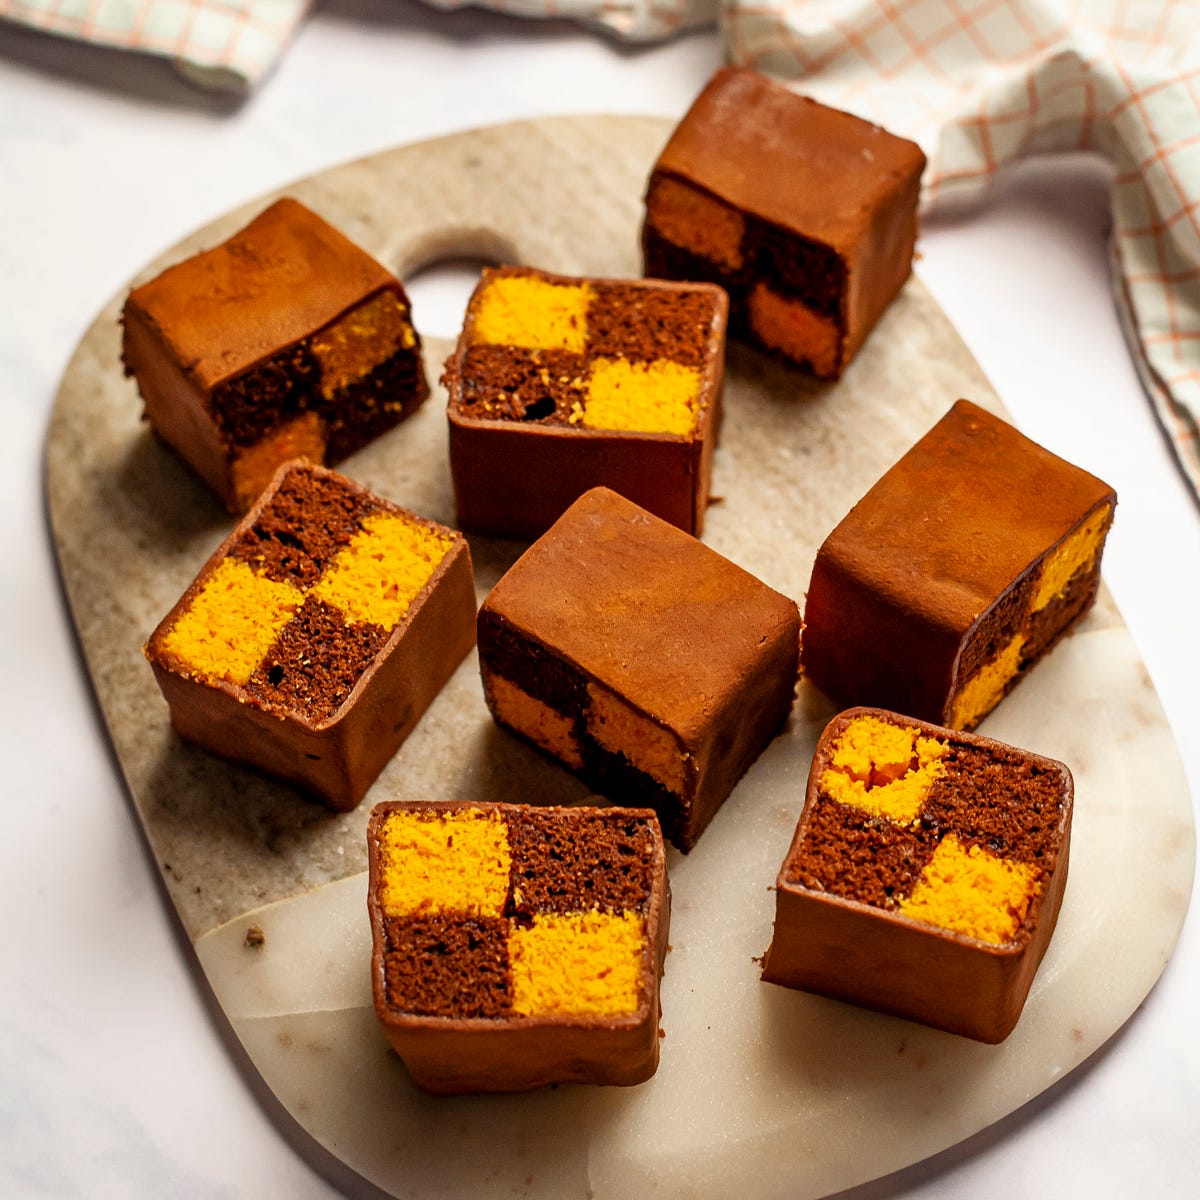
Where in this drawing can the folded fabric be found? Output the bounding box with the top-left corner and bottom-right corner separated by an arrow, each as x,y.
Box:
418,0 -> 717,41
0,0 -> 312,90
0,0 -> 714,85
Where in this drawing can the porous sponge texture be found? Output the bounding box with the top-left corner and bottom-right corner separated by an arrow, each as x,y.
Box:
374,805 -> 661,1021
583,358 -> 700,435
379,808 -> 511,917
897,835 -> 1043,945
161,557 -> 301,686
310,290 -> 417,399
950,501 -> 1114,730
471,275 -> 591,353
509,912 -> 646,1016
311,511 -> 454,630
820,712 -> 947,824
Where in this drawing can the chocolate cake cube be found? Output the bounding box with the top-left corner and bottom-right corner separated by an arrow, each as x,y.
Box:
477,486 -> 801,850
802,399 -> 1116,729
761,707 -> 1073,1043
443,265 -> 728,537
144,461 -> 475,811
642,66 -> 925,378
123,198 -> 428,513
367,801 -> 670,1093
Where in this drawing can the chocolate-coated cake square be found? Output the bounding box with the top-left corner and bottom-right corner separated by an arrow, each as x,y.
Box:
802,399 -> 1116,729
144,460 -> 475,810
761,707 -> 1073,1042
443,265 -> 728,537
367,801 -> 670,1093
642,67 -> 925,378
123,198 -> 428,513
477,486 -> 801,850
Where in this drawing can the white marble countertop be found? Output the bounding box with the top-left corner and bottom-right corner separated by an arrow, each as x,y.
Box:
1,3 -> 1197,1197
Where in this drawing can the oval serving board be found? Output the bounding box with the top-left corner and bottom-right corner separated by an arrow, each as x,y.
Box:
46,116 -> 1194,1200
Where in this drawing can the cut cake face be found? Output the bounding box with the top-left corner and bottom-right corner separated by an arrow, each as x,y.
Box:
476,486 -> 801,850
144,460 -> 475,811
122,198 -> 428,513
802,399 -> 1116,730
761,707 -> 1074,1042
367,801 -> 670,1093
443,265 -> 727,537
763,710 -> 1075,1041
642,67 -> 925,378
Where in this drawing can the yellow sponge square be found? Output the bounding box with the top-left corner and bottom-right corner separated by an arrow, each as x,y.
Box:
898,835 -> 1042,945
162,557 -> 301,686
509,911 -> 645,1017
313,511 -> 453,630
378,809 -> 512,918
470,275 -> 591,353
583,358 -> 700,436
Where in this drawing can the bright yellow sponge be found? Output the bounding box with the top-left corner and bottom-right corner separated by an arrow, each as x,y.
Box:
471,275 -> 591,353
162,557 -> 301,685
313,511 -> 453,630
820,712 -> 947,824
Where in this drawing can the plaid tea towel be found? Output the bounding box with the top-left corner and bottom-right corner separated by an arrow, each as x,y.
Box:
0,0 -> 313,89
417,0 -> 717,41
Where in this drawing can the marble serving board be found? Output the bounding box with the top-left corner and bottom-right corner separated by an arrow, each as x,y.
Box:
46,117 -> 1194,1200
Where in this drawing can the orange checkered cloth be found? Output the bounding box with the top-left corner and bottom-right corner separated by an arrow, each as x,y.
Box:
0,1 -> 313,90
728,0 -> 1200,500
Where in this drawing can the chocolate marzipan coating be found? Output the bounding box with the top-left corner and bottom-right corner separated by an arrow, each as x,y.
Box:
122,198 -> 428,512
641,67 -> 925,377
477,486 -> 801,850
801,399 -> 1116,728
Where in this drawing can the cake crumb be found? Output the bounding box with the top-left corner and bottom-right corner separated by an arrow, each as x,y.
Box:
244,924 -> 266,950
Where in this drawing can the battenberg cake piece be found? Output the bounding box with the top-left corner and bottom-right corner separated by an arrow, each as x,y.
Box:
443,265 -> 728,537
367,801 -> 670,1094
477,486 -> 801,851
123,197 -> 429,513
803,399 -> 1116,730
761,707 -> 1073,1043
144,460 -> 475,811
641,66 -> 925,379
